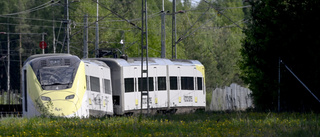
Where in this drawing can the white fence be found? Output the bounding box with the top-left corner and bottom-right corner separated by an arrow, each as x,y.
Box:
209,83 -> 254,111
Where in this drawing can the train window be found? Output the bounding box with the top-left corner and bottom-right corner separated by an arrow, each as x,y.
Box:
90,76 -> 100,92
138,77 -> 154,91
124,78 -> 134,93
104,79 -> 111,94
181,77 -> 194,90
86,75 -> 90,90
158,77 -> 166,90
170,76 -> 178,90
197,77 -> 203,90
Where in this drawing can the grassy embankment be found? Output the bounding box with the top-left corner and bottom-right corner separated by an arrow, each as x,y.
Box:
0,111 -> 319,136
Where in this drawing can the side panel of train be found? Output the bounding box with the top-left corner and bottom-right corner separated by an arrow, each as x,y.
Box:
83,60 -> 113,116
168,64 -> 206,110
97,58 -> 206,115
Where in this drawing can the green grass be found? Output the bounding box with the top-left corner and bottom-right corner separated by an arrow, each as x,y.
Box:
0,111 -> 319,136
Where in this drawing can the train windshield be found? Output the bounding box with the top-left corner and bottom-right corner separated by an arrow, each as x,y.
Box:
39,66 -> 74,90
29,55 -> 81,90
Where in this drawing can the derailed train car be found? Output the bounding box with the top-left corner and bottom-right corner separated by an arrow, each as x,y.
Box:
22,54 -> 205,117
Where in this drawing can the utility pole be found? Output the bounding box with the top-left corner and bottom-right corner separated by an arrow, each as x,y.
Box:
42,33 -> 45,54
278,57 -> 281,112
95,0 -> 99,57
172,0 -> 177,59
64,0 -> 70,54
161,0 -> 166,58
83,14 -> 88,58
19,31 -> 22,103
6,14 -> 10,104
7,30 -> 10,105
141,0 -> 149,115
53,8 -> 56,53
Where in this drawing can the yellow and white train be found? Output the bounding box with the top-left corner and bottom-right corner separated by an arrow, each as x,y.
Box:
22,54 -> 205,117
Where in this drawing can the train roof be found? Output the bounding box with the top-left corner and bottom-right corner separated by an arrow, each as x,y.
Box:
23,54 -> 75,65
93,57 -> 203,67
82,59 -> 110,68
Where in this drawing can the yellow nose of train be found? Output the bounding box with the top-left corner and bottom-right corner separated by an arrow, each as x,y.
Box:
39,91 -> 79,116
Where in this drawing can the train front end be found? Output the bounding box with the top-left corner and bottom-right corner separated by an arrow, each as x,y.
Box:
22,54 -> 88,117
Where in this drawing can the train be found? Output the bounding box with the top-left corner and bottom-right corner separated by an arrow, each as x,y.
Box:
22,54 -> 206,117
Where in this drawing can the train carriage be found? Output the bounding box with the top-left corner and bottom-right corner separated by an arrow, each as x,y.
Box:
22,54 -> 113,117
22,54 -> 205,117
83,59 -> 113,116
95,57 -> 206,115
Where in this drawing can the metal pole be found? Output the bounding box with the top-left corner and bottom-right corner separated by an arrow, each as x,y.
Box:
172,0 -> 176,59
19,33 -> 22,103
140,0 -> 144,115
278,57 -> 281,112
83,14 -> 88,58
161,0 -> 166,58
53,9 -> 56,54
64,0 -> 70,54
141,0 -> 149,115
145,0 -> 149,115
95,0 -> 99,57
42,33 -> 45,54
7,32 -> 10,105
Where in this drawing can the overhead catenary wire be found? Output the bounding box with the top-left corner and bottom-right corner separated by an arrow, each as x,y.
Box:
281,60 -> 320,103
177,13 -> 218,44
204,0 -> 242,29
0,22 -> 67,29
0,15 -> 63,23
174,4 -> 215,44
92,0 -> 142,30
1,0 -> 59,16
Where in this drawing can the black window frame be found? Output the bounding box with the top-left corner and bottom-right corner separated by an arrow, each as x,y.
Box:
90,76 -> 100,92
158,77 -> 166,91
197,77 -> 203,90
181,77 -> 194,90
138,77 -> 154,91
104,79 -> 112,94
170,76 -> 178,90
124,78 -> 135,93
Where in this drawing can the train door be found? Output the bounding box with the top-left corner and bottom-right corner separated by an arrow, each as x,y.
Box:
169,65 -> 180,107
156,65 -> 168,109
101,67 -> 108,113
178,66 -> 181,106
134,67 -> 139,109
193,67 -> 197,107
180,65 -> 195,107
86,64 -> 103,115
85,64 -> 93,111
195,65 -> 205,107
153,67 -> 158,108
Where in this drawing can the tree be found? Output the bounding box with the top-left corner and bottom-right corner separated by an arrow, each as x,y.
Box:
240,0 -> 320,111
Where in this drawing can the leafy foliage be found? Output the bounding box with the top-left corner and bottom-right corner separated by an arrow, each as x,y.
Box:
0,0 -> 246,93
240,0 -> 320,111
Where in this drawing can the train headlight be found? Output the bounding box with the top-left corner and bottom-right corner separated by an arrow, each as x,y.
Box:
65,94 -> 75,100
41,96 -> 51,101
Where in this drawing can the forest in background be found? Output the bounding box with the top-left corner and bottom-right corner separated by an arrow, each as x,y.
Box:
0,0 -> 247,92
241,0 -> 320,111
